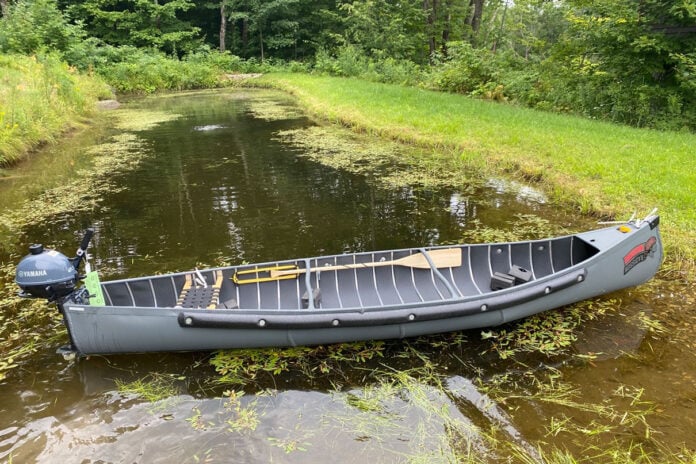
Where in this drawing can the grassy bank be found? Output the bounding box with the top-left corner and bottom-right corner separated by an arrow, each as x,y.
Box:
251,73 -> 696,264
0,54 -> 112,166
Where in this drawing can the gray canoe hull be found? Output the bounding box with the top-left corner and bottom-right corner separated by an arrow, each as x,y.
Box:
61,216 -> 662,355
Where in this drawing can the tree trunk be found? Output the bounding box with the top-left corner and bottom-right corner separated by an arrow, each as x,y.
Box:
491,0 -> 508,53
424,0 -> 436,60
0,0 -> 9,18
442,10 -> 450,55
466,0 -> 484,44
219,1 -> 226,52
242,18 -> 248,56
259,28 -> 264,62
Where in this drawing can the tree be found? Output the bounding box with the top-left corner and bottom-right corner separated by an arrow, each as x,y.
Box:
221,0 -> 299,61
544,0 -> 696,128
219,0 -> 227,51
65,0 -> 201,55
465,0 -> 484,43
340,0 -> 427,62
424,0 -> 469,58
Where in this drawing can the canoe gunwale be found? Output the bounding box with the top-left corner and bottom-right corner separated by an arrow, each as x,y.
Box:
176,268 -> 587,330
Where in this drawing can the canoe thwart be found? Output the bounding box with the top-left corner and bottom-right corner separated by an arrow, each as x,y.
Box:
302,288 -> 322,309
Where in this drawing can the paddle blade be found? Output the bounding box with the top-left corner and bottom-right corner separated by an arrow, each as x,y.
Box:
397,248 -> 462,269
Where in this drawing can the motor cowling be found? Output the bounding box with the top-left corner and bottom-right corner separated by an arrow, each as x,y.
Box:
15,244 -> 78,300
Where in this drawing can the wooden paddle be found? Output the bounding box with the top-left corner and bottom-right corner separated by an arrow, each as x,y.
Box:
269,248 -> 462,278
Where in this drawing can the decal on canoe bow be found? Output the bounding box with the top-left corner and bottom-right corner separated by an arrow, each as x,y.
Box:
623,236 -> 657,274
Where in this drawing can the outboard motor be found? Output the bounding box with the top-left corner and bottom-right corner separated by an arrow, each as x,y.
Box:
15,228 -> 94,302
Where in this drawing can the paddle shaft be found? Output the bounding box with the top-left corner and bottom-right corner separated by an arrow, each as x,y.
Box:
269,248 -> 461,277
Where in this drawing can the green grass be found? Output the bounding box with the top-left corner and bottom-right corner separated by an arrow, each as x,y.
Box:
252,73 -> 696,264
0,53 -> 112,166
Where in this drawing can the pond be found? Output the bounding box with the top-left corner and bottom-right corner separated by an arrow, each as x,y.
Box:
0,89 -> 693,463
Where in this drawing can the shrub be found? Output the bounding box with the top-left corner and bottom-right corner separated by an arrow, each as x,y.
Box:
94,48 -> 221,94
426,42 -> 498,94
312,45 -> 424,86
0,0 -> 86,59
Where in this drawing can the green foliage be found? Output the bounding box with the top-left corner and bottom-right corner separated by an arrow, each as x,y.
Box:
428,41 -> 498,94
0,53 -> 111,165
66,0 -> 201,55
96,47 -> 224,93
340,0 -> 427,63
115,373 -> 182,403
537,0 -> 696,130
3,0 -> 693,130
0,0 -> 86,57
90,44 -> 300,94
314,45 -> 425,86
221,0 -> 301,60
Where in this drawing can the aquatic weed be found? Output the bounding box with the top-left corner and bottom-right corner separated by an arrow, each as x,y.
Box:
274,126 -> 479,191
115,372 -> 183,403
0,110 -> 181,231
461,214 -> 565,244
246,98 -> 304,121
0,259 -> 67,381
209,341 -> 385,387
267,425 -> 312,454
478,368 -> 659,453
223,389 -> 260,432
111,109 -> 182,132
480,298 -> 620,359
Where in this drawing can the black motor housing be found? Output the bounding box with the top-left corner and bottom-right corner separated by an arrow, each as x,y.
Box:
15,244 -> 78,300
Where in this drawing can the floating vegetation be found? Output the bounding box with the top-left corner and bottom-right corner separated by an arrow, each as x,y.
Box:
246,98 -> 304,121
275,126 -> 479,190
111,109 -> 182,132
478,368 -> 663,457
0,109 -> 181,232
267,435 -> 311,454
461,213 -> 566,244
0,259 -> 66,382
1,133 -> 148,232
115,372 -> 184,413
116,373 -> 182,402
210,341 -> 385,387
481,298 -> 621,359
223,389 -> 261,432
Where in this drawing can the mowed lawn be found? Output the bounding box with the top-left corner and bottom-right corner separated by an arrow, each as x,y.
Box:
258,73 -> 696,262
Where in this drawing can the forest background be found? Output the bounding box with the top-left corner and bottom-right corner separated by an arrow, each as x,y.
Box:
1,0 -> 695,141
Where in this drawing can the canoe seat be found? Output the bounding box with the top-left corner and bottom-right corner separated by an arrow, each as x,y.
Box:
176,270 -> 223,309
490,265 -> 532,291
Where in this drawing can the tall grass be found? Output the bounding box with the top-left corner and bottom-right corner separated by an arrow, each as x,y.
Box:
0,53 -> 112,166
254,73 -> 696,262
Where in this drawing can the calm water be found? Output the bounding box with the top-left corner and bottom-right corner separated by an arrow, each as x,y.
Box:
0,89 -> 693,463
